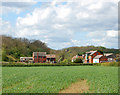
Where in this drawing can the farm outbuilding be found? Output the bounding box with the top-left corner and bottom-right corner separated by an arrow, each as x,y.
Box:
93,55 -> 108,63
20,57 -> 33,62
104,53 -> 115,62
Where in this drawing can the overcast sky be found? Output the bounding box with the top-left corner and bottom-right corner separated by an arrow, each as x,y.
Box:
0,0 -> 118,50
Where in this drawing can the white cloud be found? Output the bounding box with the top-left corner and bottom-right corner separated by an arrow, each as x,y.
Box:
88,2 -> 102,10
55,6 -> 71,20
0,18 -> 14,36
87,30 -> 118,48
106,30 -> 118,37
71,39 -> 81,45
1,1 -> 37,14
1,0 -> 119,49
87,31 -> 106,38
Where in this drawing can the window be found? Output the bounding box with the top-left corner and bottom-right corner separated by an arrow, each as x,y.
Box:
96,53 -> 98,55
89,56 -> 91,59
43,56 -> 46,58
38,56 -> 42,58
35,56 -> 37,58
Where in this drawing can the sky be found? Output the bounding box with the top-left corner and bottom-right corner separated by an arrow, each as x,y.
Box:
0,0 -> 119,50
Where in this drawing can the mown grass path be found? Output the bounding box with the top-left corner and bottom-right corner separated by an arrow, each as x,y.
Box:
2,66 -> 118,93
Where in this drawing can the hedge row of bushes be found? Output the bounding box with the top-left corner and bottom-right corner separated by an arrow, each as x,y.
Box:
2,62 -> 119,67
99,62 -> 120,67
2,62 -> 94,67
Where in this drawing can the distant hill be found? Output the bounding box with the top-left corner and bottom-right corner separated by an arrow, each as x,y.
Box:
1,35 -> 119,62
50,46 -> 119,61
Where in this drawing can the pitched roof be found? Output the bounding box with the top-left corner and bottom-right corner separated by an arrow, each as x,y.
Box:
86,51 -> 93,54
93,55 -> 103,59
89,51 -> 97,55
104,53 -> 113,57
33,52 -> 46,56
72,55 -> 83,60
46,54 -> 56,58
20,57 -> 33,59
86,50 -> 97,55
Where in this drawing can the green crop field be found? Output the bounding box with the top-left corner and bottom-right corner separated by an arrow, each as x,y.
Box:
2,66 -> 118,93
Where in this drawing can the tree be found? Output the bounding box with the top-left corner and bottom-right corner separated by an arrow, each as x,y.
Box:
78,52 -> 85,56
97,50 -> 103,54
60,59 -> 71,64
2,48 -> 9,61
73,58 -> 83,63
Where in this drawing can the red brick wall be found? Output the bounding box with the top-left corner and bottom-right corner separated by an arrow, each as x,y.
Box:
33,52 -> 47,63
84,56 -> 87,63
99,56 -> 108,63
33,57 -> 46,63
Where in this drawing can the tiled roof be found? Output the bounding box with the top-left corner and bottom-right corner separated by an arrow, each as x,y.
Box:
46,54 -> 56,58
93,55 -> 103,59
72,55 -> 83,60
33,52 -> 46,56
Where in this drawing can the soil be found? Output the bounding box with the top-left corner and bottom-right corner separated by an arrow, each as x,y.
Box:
59,79 -> 89,93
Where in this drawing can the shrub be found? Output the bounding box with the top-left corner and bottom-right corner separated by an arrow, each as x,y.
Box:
60,59 -> 71,64
97,50 -> 103,54
101,62 -> 120,67
73,58 -> 83,63
93,62 -> 120,67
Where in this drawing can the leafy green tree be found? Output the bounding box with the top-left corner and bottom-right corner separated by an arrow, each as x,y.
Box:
97,50 -> 103,54
78,52 -> 85,56
60,59 -> 71,64
73,58 -> 83,63
2,48 -> 8,61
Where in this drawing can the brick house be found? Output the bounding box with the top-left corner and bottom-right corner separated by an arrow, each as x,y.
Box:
32,52 -> 56,63
84,50 -> 103,63
93,55 -> 108,63
33,52 -> 47,63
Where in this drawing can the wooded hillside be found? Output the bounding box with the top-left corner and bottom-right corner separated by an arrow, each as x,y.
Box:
51,46 -> 119,61
1,35 -> 50,61
1,35 -> 119,62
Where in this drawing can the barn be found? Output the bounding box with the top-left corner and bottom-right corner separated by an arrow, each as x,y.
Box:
93,55 -> 108,63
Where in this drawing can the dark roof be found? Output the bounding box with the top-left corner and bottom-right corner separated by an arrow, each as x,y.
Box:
93,55 -> 103,59
72,55 -> 83,60
33,52 -> 46,56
